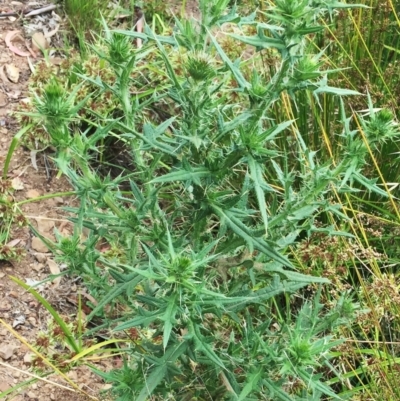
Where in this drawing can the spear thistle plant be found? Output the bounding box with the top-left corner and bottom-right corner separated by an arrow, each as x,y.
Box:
16,0 -> 395,400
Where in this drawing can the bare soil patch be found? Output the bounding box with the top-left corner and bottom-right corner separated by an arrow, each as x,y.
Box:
0,2 -> 111,400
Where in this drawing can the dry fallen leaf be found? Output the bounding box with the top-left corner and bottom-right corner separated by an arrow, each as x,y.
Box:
50,57 -> 64,66
44,24 -> 59,39
7,90 -> 21,99
0,344 -> 17,360
26,189 -> 41,198
31,31 -> 47,53
30,150 -> 38,171
47,258 -> 61,287
5,30 -> 31,57
5,64 -> 19,83
25,278 -> 45,292
11,176 -> 24,190
12,315 -> 26,328
6,238 -> 21,247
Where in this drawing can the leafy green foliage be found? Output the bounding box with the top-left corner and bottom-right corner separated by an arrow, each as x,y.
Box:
15,0 -> 400,399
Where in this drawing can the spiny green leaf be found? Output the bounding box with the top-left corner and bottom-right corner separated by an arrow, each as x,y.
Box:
136,364 -> 168,401
262,263 -> 329,284
151,167 -> 212,184
163,294 -> 178,349
353,172 -> 389,197
137,341 -> 188,401
265,120 -> 295,141
190,321 -> 226,370
119,121 -> 177,156
208,29 -> 250,89
227,33 -> 286,50
263,378 -> 293,401
323,1 -> 370,9
115,311 -> 164,331
248,156 -> 270,235
87,273 -> 143,320
297,368 -> 341,399
314,86 -> 360,96
238,367 -> 263,401
211,205 -> 292,267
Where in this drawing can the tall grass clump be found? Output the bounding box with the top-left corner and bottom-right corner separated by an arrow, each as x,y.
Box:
8,0 -> 400,399
62,0 -> 110,54
63,0 -> 109,33
309,0 -> 400,203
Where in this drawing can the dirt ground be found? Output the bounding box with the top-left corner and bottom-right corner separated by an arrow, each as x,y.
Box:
0,0 -> 106,398
0,1 -> 198,400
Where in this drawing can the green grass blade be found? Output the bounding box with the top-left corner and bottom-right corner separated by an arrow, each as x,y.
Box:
3,124 -> 33,179
9,276 -> 80,353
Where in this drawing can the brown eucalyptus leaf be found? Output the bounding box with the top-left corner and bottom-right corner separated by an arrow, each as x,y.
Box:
5,64 -> 19,83
31,31 -> 47,53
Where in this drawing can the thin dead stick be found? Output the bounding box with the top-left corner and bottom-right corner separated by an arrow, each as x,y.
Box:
0,360 -> 81,393
25,4 -> 57,17
25,216 -> 70,222
0,4 -> 57,18
136,16 -> 144,48
133,6 -> 144,48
